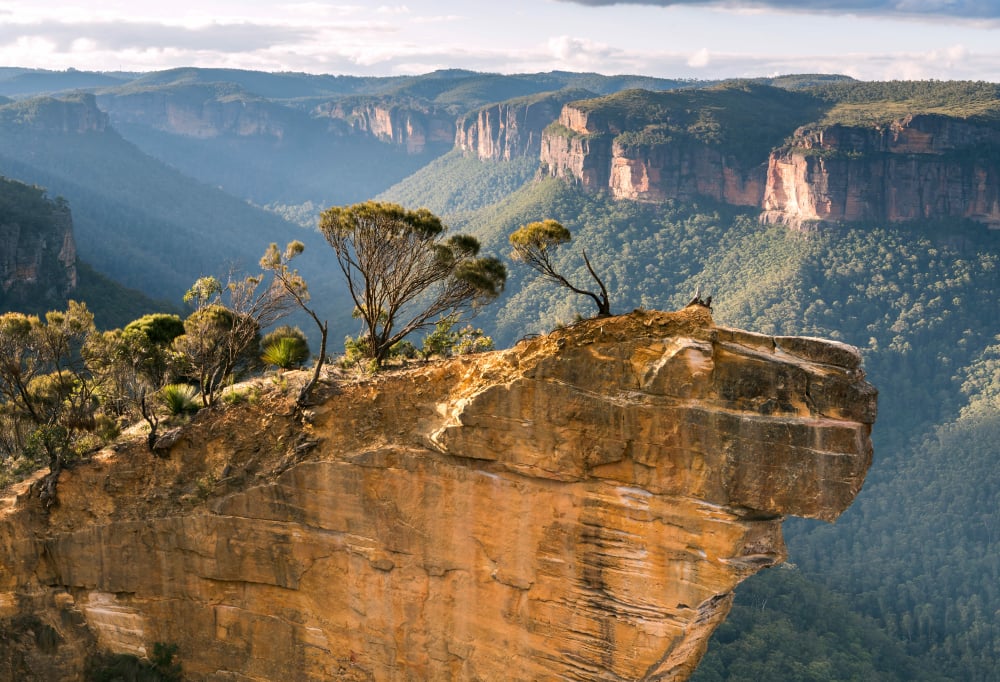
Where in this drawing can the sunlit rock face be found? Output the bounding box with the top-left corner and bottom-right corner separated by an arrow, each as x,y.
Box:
540,103 -> 766,207
763,115 -> 1000,228
456,90 -> 592,161
0,308 -> 875,681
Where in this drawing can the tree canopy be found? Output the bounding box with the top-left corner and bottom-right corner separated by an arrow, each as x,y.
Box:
320,200 -> 506,366
509,219 -> 611,318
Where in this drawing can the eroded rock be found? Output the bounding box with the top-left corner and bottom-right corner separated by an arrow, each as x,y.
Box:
0,308 -> 875,681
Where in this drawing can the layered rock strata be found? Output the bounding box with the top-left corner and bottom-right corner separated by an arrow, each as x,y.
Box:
762,115 -> 1000,228
456,90 -> 593,161
0,308 -> 875,681
540,100 -> 1000,227
539,104 -> 765,206
315,99 -> 454,154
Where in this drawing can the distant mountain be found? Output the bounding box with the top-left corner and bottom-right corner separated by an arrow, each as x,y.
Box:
0,67 -> 135,98
0,92 -> 351,331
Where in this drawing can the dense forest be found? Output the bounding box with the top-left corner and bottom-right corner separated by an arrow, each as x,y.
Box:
2,68 -> 999,679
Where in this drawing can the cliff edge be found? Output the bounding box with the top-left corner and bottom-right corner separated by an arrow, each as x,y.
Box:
0,308 -> 876,681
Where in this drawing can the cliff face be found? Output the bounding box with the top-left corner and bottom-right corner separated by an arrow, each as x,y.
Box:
456,90 -> 593,161
540,104 -> 765,206
0,308 -> 875,681
0,177 -> 77,301
315,100 -> 454,154
0,93 -> 107,134
97,88 -> 292,139
541,101 -> 1000,226
762,115 -> 1000,227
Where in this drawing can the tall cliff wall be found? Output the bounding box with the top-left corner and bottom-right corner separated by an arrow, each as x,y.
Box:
314,99 -> 454,154
0,308 -> 875,681
96,87 -> 294,139
0,177 -> 77,303
456,90 -> 593,161
539,104 -> 766,206
540,100 -> 1000,226
0,93 -> 107,134
762,115 -> 1000,228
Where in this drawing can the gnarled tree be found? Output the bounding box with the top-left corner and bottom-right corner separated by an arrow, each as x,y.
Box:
320,201 -> 506,367
509,219 -> 611,318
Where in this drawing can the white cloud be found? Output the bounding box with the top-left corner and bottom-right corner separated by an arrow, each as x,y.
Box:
687,47 -> 711,68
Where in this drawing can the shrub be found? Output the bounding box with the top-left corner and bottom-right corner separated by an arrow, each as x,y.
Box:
159,384 -> 200,416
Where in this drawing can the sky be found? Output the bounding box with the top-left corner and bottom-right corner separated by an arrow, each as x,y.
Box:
1,0 -> 999,81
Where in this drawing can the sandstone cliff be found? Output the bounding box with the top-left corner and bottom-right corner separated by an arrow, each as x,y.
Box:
0,308 -> 875,681
456,89 -> 594,161
538,86 -> 811,207
96,85 -> 296,139
762,115 -> 1000,228
0,93 -> 107,134
0,176 -> 77,303
538,89 -> 1000,227
314,98 -> 454,154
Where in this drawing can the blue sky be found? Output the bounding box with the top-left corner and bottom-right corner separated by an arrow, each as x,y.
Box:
0,0 -> 998,80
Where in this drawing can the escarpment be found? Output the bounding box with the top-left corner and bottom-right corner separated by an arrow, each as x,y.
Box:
314,98 -> 454,154
762,115 -> 1000,228
538,88 -> 1000,227
96,85 -> 295,139
0,308 -> 875,681
456,89 -> 594,161
0,176 -> 77,303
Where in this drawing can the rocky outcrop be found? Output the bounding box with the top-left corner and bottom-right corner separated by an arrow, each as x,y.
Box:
0,177 -> 77,301
456,89 -> 593,161
762,115 -> 1000,228
97,85 -> 295,139
314,98 -> 454,154
0,93 -> 107,133
0,308 -> 875,681
540,103 -> 767,206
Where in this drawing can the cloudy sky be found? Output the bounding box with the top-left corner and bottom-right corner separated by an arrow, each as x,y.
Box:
1,0 -> 998,80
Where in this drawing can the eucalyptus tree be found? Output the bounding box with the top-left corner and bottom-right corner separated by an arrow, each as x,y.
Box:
320,201 -> 506,367
509,219 -> 612,318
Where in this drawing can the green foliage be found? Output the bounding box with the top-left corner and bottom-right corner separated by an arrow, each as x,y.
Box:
811,80 -> 1000,126
691,568 -> 946,682
321,200 -> 506,366
260,326 -> 310,369
420,315 -> 496,359
158,383 -> 200,416
124,314 -> 184,347
261,336 -> 309,370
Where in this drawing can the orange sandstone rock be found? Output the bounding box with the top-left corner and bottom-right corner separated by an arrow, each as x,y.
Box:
0,308 -> 875,681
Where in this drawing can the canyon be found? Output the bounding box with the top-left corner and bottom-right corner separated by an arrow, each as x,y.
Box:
0,307 -> 875,680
